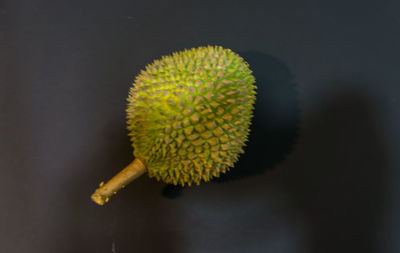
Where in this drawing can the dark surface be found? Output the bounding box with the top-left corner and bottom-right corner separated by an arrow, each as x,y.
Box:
1,0 -> 400,252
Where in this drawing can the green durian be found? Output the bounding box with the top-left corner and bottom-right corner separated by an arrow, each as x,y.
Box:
91,46 -> 256,205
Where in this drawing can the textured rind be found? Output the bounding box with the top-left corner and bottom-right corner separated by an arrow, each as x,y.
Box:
126,46 -> 256,186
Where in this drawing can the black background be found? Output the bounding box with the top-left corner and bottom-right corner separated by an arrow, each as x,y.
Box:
1,0 -> 400,252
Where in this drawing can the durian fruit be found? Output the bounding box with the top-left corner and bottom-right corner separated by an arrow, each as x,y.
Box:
91,46 -> 256,205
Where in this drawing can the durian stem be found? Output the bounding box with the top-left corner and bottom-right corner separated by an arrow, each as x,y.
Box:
91,158 -> 146,205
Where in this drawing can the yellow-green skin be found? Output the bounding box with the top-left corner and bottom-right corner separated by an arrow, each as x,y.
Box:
127,46 -> 256,186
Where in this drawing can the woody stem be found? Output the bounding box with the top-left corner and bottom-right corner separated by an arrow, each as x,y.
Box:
91,158 -> 146,205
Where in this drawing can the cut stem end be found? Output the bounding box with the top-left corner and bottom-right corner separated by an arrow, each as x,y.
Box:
91,158 -> 146,205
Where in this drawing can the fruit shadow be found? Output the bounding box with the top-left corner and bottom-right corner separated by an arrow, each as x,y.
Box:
162,51 -> 300,198
163,75 -> 387,251
279,91 -> 387,252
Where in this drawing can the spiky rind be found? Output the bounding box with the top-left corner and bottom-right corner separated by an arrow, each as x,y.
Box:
126,46 -> 256,186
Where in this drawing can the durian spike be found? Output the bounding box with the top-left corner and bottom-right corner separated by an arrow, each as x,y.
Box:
91,158 -> 146,205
